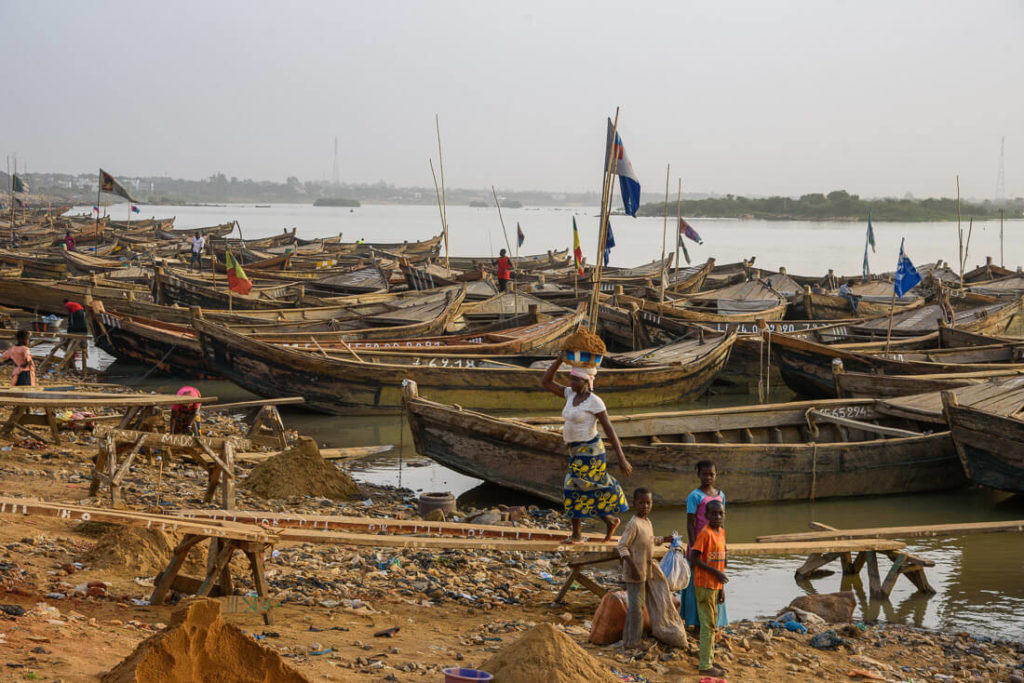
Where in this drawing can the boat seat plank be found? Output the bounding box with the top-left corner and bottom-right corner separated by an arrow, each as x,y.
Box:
807,409 -> 921,438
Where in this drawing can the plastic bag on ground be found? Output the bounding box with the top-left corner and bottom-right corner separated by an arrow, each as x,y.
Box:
659,532 -> 690,592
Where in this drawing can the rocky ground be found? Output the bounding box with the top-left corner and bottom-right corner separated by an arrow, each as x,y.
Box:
0,387 -> 1022,681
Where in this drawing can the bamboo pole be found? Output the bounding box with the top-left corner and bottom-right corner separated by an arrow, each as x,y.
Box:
658,164 -> 670,309
492,186 -> 518,317
1000,208 -> 1005,268
674,178 -> 682,282
429,159 -> 446,265
963,217 -> 973,275
435,115 -> 450,272
956,176 -> 963,287
883,285 -> 898,352
588,109 -> 621,331
6,157 -> 12,233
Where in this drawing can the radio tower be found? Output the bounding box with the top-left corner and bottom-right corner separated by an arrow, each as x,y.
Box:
995,136 -> 1006,204
332,136 -> 339,185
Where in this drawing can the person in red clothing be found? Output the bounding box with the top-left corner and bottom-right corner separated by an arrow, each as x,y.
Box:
64,230 -> 76,252
170,386 -> 202,437
63,299 -> 88,334
495,249 -> 513,292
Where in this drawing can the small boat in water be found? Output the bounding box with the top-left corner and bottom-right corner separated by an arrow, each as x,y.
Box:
941,376 -> 1024,494
402,381 -> 963,505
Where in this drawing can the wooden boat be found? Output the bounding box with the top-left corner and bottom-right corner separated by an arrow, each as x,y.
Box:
401,260 -> 486,291
445,250 -> 571,273
796,281 -> 925,320
156,221 -> 236,240
109,217 -> 175,231
324,233 -> 443,258
89,288 -> 467,377
942,377 -> 1024,494
844,298 -> 1024,340
308,264 -> 393,295
63,250 -> 126,275
616,279 -> 789,323
0,276 -> 150,316
0,250 -> 67,279
210,228 -> 297,252
402,383 -> 964,505
623,259 -> 716,299
969,275 -> 1024,299
192,317 -> 735,414
152,268 -> 307,309
771,330 -> 1024,398
835,366 -> 1024,399
962,257 -> 1016,284
212,252 -> 292,273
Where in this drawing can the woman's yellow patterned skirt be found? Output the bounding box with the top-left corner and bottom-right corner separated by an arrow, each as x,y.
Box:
563,436 -> 628,519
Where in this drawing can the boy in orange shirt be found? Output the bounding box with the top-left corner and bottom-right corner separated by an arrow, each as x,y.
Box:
689,498 -> 727,677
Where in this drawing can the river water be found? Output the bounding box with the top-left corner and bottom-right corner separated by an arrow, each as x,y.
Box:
82,203 -> 1024,640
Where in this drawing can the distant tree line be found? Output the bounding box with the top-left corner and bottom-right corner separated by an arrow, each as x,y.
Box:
638,190 -> 1022,221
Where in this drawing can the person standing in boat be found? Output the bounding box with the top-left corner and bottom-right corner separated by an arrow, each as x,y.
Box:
495,249 -> 513,292
541,356 -> 631,544
1,330 -> 36,386
190,233 -> 205,272
63,299 -> 88,335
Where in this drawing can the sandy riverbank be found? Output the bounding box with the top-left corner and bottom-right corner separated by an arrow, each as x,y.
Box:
0,393 -> 1021,682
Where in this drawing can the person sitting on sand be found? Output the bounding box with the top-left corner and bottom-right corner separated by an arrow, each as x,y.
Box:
541,356 -> 631,544
0,330 -> 36,386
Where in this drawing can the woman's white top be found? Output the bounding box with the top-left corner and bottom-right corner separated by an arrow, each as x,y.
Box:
562,387 -> 607,444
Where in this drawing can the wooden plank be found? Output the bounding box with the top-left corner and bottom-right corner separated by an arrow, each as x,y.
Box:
807,409 -> 922,438
203,397 -> 305,413
94,426 -> 251,453
0,391 -> 218,408
866,551 -> 883,598
0,498 -> 269,542
757,519 -> 1024,543
234,444 -> 394,463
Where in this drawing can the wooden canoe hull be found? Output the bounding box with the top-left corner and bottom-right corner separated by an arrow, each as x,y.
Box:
403,391 -> 964,505
946,404 -> 1024,494
798,292 -> 925,320
90,307 -> 212,378
193,319 -> 734,415
615,293 -> 788,323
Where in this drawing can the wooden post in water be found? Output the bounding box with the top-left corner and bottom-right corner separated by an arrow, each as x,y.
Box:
587,108 -> 621,331
1000,208 -> 1005,268
658,163 -> 670,310
435,114 -> 450,273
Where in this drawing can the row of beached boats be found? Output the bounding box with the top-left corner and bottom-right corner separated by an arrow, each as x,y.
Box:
2,215 -> 1023,506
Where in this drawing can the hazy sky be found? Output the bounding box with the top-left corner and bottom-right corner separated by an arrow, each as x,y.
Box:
1,0 -> 1021,198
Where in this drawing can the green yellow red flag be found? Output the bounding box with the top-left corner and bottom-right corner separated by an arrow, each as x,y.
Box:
224,250 -> 253,295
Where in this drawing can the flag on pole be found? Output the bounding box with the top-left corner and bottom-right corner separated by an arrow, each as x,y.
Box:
92,205 -> 100,214
866,210 -> 876,252
605,119 -> 641,217
15,198 -> 27,208
11,174 -> 28,193
99,169 -> 136,202
679,239 -> 691,265
679,218 -> 703,245
862,242 -> 870,279
224,250 -> 253,295
572,217 -> 584,276
894,238 -> 921,299
517,222 -> 524,248
131,204 -> 141,214
603,220 -> 616,266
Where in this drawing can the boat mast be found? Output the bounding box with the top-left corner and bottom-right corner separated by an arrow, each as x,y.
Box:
588,108 -> 621,331
658,163 -> 670,311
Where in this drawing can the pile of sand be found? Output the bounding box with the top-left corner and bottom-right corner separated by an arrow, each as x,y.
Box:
243,437 -> 360,500
83,525 -> 179,576
480,623 -> 619,683
561,326 -> 606,356
101,599 -> 309,683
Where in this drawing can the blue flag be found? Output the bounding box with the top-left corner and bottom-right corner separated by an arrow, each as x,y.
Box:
516,222 -> 524,248
894,238 -> 921,299
605,119 -> 641,217
604,220 -> 616,266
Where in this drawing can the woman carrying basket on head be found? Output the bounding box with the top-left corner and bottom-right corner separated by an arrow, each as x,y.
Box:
540,328 -> 631,544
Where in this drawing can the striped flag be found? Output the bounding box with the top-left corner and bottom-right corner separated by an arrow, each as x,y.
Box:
224,250 -> 253,295
572,217 -> 584,276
